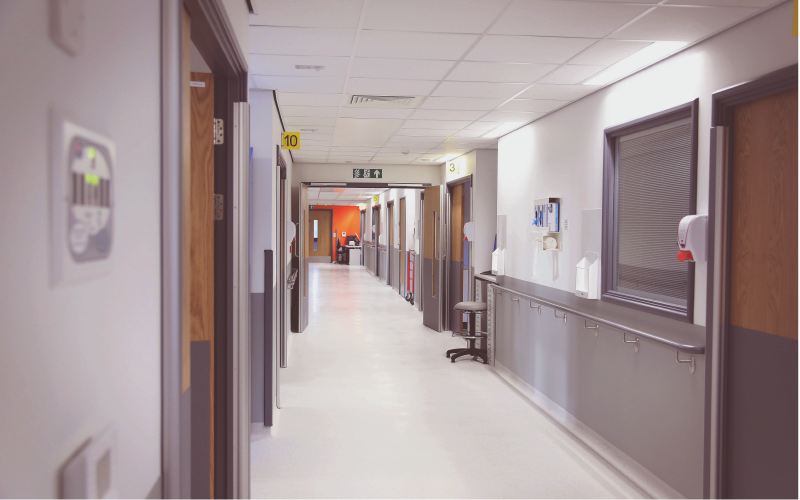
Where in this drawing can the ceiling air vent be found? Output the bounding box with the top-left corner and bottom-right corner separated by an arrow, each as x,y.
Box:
347,95 -> 421,108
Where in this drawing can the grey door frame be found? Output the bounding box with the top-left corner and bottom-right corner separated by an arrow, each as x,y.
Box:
444,175 -> 473,333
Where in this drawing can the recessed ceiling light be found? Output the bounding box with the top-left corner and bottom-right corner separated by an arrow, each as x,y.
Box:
401,149 -> 410,155
436,154 -> 459,163
295,65 -> 325,72
420,159 -> 432,162
345,161 -> 353,163
483,122 -> 525,139
583,41 -> 688,86
300,128 -> 318,133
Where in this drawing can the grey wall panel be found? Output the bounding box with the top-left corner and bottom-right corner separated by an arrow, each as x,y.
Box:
307,256 -> 331,264
725,326 -> 798,499
146,476 -> 161,499
494,296 -> 705,498
190,342 -> 211,499
250,294 -> 264,423
392,248 -> 400,291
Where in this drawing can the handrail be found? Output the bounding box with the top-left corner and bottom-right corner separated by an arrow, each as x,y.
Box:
287,269 -> 298,289
489,283 -> 705,355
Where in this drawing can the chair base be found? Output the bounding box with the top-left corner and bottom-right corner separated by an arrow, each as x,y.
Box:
447,347 -> 487,364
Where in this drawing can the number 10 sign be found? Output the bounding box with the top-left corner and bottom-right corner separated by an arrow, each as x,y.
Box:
281,132 -> 300,150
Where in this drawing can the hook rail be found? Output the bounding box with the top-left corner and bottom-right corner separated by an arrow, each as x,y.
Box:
584,320 -> 599,337
554,309 -> 567,325
676,350 -> 696,374
528,301 -> 541,314
623,332 -> 640,352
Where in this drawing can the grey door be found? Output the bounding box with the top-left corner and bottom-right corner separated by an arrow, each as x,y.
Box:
422,185 -> 445,331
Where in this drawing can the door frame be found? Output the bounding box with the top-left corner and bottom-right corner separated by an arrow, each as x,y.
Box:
705,63 -> 797,499
387,200 -> 394,287
161,0 -> 249,497
444,175 -> 473,333
399,196 -> 406,297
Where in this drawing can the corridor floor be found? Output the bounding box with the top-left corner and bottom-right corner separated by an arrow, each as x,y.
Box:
251,263 -> 641,498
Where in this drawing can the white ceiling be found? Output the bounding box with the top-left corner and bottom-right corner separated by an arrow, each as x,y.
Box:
249,0 -> 781,165
307,187 -> 386,205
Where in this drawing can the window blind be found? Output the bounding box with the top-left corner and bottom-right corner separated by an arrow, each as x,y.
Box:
615,119 -> 692,307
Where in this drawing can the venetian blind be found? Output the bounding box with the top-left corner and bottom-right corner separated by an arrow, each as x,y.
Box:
616,118 -> 692,307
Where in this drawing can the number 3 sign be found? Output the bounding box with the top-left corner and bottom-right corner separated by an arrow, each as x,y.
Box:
281,132 -> 300,150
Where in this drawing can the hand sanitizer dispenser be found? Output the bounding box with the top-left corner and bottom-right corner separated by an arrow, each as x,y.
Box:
492,215 -> 506,275
575,252 -> 600,299
677,215 -> 708,262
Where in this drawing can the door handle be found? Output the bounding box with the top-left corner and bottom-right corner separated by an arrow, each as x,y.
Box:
293,223 -> 299,257
441,222 -> 447,259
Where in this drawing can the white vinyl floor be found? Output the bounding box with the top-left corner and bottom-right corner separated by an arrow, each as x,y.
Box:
251,263 -> 641,498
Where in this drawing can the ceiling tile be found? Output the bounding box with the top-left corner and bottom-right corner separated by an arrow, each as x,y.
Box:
252,75 -> 345,93
297,145 -> 332,151
402,120 -> 473,129
420,96 -> 505,110
278,92 -> 343,107
250,0 -> 363,28
338,108 -> 415,119
465,121 -> 502,131
481,110 -> 545,122
363,0 -> 507,33
499,99 -> 568,113
454,129 -> 489,138
378,147 -> 432,153
292,125 -> 335,134
664,0 -> 779,6
412,109 -> 488,120
537,64 -> 605,85
568,40 -> 653,66
346,78 -> 438,96
394,129 -> 460,137
518,83 -> 598,100
609,5 -> 759,41
447,61 -> 557,83
330,146 -> 382,152
491,0 -> 650,38
249,55 -> 350,76
357,31 -> 479,60
300,133 -> 334,141
433,81 -> 528,98
281,106 -> 340,117
467,35 -> 596,63
283,116 -> 337,127
350,58 -> 455,80
332,118 -> 404,146
250,26 -> 356,56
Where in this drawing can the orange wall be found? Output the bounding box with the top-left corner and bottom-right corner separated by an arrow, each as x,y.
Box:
313,205 -> 361,261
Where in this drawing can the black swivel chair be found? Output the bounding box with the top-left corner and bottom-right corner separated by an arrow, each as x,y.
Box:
336,238 -> 347,264
446,301 -> 488,363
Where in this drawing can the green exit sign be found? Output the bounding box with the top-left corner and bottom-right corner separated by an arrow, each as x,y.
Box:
352,168 -> 383,179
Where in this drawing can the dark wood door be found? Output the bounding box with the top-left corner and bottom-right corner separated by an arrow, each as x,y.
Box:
387,201 -> 394,286
423,186 -> 444,331
399,197 -> 406,296
724,87 -> 797,499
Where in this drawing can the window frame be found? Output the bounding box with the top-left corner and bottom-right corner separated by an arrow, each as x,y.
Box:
601,99 -> 699,323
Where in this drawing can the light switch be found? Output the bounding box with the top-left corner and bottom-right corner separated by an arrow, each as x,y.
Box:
50,0 -> 85,56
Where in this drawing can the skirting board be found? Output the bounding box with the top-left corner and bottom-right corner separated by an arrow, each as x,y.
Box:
491,361 -> 684,499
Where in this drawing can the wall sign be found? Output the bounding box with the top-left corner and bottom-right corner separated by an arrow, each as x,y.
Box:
447,161 -> 459,174
281,132 -> 300,150
353,168 -> 382,179
309,205 -> 314,209
372,195 -> 380,203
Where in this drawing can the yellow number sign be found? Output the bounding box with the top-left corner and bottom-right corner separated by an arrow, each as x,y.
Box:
281,132 -> 300,150
373,196 -> 380,203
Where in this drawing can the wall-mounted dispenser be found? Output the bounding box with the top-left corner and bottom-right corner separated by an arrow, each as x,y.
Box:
492,215 -> 506,275
677,214 -> 707,262
575,252 -> 600,299
464,221 -> 475,242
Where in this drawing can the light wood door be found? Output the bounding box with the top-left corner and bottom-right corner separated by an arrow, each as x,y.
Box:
399,197 -> 406,295
724,87 -> 797,499
308,209 -> 332,258
189,70 -> 215,497
449,183 -> 465,332
388,201 -> 394,286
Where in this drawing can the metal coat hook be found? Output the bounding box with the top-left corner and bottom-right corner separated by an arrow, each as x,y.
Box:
584,320 -> 599,337
510,297 -> 520,305
554,309 -> 567,325
676,350 -> 696,374
528,301 -> 541,315
623,332 -> 639,352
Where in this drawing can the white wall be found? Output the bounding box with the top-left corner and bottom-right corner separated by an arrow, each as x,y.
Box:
0,2 -> 161,496
497,2 -> 797,326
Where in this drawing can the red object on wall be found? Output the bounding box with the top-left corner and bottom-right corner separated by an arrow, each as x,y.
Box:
407,251 -> 415,294
312,205 -> 361,261
677,250 -> 694,262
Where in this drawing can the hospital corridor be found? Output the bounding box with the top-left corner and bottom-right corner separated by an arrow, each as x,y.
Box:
0,0 -> 798,499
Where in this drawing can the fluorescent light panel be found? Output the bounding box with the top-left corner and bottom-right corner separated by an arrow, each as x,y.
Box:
483,122 -> 525,139
583,41 -> 688,86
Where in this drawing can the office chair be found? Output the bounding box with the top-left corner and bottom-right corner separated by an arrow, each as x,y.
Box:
336,238 -> 347,264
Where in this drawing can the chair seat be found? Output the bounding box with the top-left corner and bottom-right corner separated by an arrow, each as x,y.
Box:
454,301 -> 487,312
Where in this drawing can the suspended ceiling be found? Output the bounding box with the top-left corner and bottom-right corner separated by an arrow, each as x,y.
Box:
308,187 -> 387,205
249,0 -> 782,165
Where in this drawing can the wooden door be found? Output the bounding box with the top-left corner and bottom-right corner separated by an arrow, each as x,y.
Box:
292,184 -> 309,334
373,205 -> 381,277
399,197 -> 406,296
723,87 -> 797,498
387,201 -> 394,287
449,183 -> 465,332
422,186 -> 444,331
308,209 -> 332,259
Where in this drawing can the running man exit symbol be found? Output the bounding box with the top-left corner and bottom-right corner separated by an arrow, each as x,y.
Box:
352,168 -> 382,179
